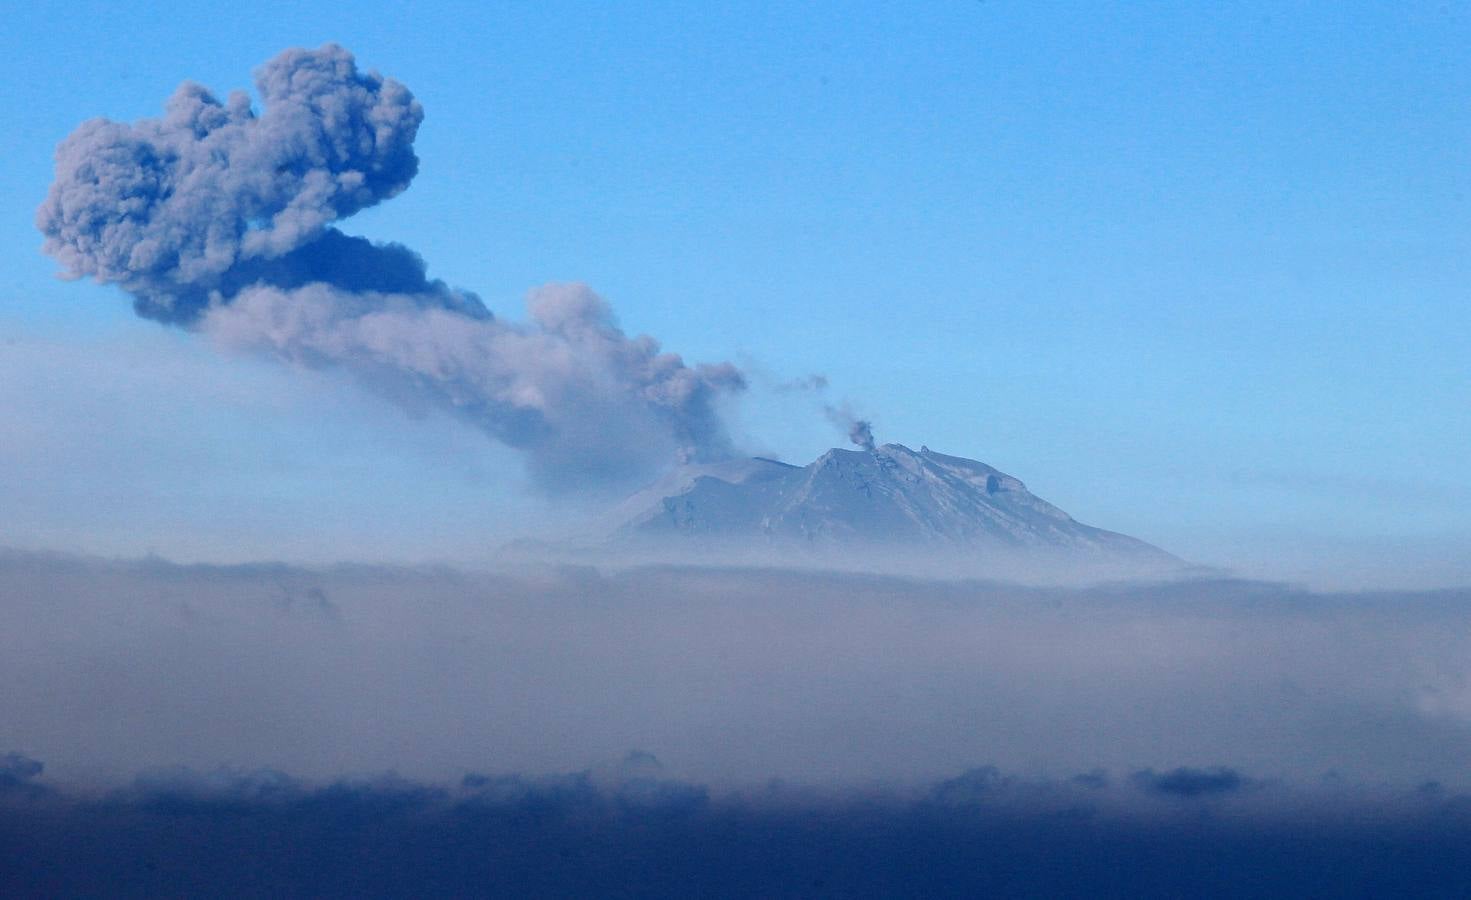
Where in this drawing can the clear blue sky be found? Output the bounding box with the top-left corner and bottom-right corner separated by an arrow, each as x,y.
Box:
2,1 -> 1468,583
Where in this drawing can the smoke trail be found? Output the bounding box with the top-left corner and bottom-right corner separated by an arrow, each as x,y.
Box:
825,403 -> 876,450
36,44 -> 744,487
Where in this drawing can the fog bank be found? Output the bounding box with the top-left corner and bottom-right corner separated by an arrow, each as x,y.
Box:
4,550 -> 1469,790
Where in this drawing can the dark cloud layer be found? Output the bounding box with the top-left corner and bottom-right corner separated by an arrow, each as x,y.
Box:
37,45 -> 744,487
4,759 -> 1471,897
0,754 -> 47,800
1132,766 -> 1248,798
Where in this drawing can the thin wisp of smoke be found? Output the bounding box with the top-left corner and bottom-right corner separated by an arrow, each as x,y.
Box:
825,402 -> 876,450
37,44 -> 745,487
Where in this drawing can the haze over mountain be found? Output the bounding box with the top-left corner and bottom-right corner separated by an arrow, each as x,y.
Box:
589,443 -> 1181,580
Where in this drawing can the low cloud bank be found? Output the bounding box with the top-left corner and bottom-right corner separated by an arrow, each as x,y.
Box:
6,550 -> 1471,891
4,754 -> 1471,896
4,549 -> 1471,790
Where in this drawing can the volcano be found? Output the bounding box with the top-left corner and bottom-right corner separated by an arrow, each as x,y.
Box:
601,443 -> 1181,577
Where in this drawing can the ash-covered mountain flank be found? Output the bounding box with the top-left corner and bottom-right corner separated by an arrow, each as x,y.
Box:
607,443 -> 1179,576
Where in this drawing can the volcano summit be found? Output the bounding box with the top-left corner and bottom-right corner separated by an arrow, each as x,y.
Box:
596,443 -> 1182,579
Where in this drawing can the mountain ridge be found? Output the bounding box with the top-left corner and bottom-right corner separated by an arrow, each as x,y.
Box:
607,443 -> 1179,575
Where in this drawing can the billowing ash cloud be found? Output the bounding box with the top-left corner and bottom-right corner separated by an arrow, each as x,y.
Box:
36,46 -> 426,318
36,44 -> 744,487
825,402 -> 875,450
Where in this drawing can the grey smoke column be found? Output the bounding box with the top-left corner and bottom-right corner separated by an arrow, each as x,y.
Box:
825,404 -> 875,450
36,44 -> 744,487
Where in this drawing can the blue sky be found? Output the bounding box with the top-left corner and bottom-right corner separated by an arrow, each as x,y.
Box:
3,1 -> 1468,582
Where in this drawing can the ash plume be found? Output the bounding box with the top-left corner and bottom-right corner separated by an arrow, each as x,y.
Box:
772,373 -> 828,394
825,403 -> 876,450
36,44 -> 744,487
